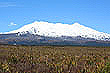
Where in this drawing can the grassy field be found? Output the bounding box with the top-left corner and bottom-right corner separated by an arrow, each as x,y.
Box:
0,45 -> 110,73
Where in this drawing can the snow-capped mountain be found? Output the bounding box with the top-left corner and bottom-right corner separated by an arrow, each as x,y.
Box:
5,21 -> 110,41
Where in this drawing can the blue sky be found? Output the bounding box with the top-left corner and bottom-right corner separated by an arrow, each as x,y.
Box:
0,0 -> 110,33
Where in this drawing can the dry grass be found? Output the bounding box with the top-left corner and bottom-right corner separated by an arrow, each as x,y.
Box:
0,45 -> 110,73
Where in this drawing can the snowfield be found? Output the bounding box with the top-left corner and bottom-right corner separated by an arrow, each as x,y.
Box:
4,21 -> 110,40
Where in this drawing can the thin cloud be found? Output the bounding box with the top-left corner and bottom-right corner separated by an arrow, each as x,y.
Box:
0,2 -> 16,7
8,22 -> 17,26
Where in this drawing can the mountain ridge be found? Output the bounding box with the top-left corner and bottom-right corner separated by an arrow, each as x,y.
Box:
0,21 -> 110,46
3,21 -> 110,41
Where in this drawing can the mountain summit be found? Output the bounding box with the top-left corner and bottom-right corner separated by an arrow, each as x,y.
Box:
5,21 -> 110,41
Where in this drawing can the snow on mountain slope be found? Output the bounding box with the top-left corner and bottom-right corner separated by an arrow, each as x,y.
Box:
5,21 -> 110,40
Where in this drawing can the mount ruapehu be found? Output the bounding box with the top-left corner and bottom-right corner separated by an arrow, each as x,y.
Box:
0,21 -> 110,46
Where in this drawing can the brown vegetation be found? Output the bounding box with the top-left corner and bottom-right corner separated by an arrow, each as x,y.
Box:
0,45 -> 110,73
